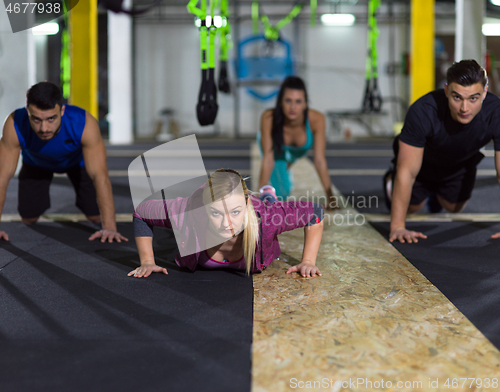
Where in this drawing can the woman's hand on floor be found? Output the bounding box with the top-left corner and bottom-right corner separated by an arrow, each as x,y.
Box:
128,263 -> 168,278
286,262 -> 322,278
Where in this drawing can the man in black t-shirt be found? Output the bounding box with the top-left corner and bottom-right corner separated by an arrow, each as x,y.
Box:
385,59 -> 500,243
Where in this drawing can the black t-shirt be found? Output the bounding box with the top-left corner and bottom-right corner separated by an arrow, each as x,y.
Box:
399,89 -> 500,174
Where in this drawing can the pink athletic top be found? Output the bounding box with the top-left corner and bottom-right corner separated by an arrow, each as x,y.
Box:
198,250 -> 246,270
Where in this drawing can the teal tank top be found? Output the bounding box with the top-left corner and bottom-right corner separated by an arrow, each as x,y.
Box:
13,105 -> 86,173
257,119 -> 314,198
277,120 -> 313,163
257,119 -> 314,164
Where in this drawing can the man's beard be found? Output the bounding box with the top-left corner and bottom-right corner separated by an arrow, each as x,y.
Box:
37,123 -> 61,140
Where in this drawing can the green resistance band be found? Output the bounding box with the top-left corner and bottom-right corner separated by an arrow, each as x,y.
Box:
310,0 -> 317,27
219,20 -> 231,62
187,0 -> 220,125
365,0 -> 381,81
60,0 -> 70,99
252,1 -> 259,35
219,0 -> 231,62
362,0 -> 382,112
187,0 -> 205,18
261,2 -> 304,41
187,0 -> 219,70
208,0 -> 219,70
187,0 -> 208,70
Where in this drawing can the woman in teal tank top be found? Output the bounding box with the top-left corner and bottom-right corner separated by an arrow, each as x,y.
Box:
258,76 -> 337,209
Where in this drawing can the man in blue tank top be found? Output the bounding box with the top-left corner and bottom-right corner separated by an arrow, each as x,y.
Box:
0,81 -> 127,243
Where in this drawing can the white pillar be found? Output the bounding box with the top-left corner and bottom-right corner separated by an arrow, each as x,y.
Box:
108,0 -> 133,145
34,35 -> 48,82
455,0 -> 485,63
0,2 -> 36,133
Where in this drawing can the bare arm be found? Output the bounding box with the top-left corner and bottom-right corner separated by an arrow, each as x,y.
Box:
258,110 -> 276,190
310,110 -> 336,209
128,236 -> 168,277
495,150 -> 500,188
389,139 -> 427,243
81,112 -> 127,242
490,151 -> 500,239
0,114 -> 21,240
286,220 -> 323,277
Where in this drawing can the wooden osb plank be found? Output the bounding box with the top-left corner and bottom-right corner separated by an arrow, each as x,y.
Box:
251,155 -> 500,392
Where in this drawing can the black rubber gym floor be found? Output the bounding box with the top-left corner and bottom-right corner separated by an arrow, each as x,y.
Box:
0,142 -> 253,392
371,221 -> 500,350
0,222 -> 252,392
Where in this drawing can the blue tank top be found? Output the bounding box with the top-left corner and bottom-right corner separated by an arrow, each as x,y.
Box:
13,105 -> 86,172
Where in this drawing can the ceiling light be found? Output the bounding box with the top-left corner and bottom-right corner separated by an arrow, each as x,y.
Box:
483,23 -> 500,36
32,22 -> 59,35
320,13 -> 356,27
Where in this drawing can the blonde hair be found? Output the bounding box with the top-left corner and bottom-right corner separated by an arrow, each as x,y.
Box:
202,169 -> 260,274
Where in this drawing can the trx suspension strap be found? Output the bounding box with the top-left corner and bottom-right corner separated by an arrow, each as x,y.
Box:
310,0 -> 317,27
60,1 -> 71,99
252,1 -> 259,35
218,0 -> 231,93
187,0 -> 219,126
260,2 -> 304,42
362,0 -> 382,112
